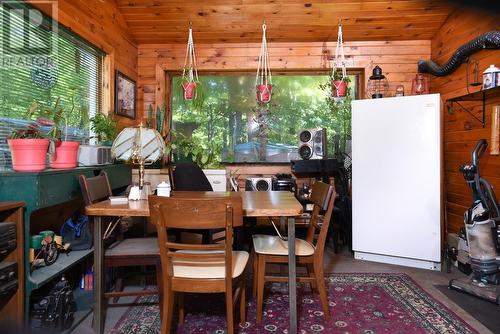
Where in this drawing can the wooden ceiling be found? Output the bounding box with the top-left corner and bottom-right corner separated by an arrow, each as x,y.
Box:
114,0 -> 455,44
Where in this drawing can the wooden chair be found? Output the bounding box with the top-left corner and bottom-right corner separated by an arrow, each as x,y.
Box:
149,195 -> 248,334
252,181 -> 336,323
78,171 -> 162,303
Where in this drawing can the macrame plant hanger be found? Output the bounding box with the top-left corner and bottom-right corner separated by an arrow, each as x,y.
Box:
331,19 -> 348,99
181,22 -> 198,100
256,23 -> 272,104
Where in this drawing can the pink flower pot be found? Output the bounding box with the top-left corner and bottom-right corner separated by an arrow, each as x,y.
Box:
256,84 -> 272,103
50,141 -> 80,169
331,80 -> 348,97
182,82 -> 197,100
8,138 -> 49,172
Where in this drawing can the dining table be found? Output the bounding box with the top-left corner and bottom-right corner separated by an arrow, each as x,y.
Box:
85,190 -> 303,334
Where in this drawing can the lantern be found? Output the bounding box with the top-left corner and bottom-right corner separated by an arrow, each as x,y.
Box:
411,73 -> 429,95
256,23 -> 272,103
366,65 -> 389,99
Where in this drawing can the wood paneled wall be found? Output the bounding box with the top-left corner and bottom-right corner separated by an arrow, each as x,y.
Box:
430,9 -> 500,234
137,40 -> 430,121
29,0 -> 138,129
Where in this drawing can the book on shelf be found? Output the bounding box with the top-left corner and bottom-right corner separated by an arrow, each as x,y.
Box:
108,196 -> 128,203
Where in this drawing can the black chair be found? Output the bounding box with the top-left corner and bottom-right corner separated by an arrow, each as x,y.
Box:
171,162 -> 213,191
171,162 -> 223,243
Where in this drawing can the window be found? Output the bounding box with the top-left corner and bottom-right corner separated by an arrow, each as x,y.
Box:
171,72 -> 358,166
0,3 -> 104,168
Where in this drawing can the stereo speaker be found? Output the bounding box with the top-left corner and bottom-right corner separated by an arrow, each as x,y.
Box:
245,177 -> 272,191
298,128 -> 327,160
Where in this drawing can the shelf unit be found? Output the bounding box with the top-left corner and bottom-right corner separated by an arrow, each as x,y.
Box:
0,201 -> 24,330
0,164 -> 131,324
446,85 -> 500,128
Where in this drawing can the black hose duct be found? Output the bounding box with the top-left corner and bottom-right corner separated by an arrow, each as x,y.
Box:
418,31 -> 500,76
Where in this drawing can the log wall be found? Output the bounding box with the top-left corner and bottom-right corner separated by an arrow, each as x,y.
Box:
430,9 -> 500,234
30,0 -> 138,129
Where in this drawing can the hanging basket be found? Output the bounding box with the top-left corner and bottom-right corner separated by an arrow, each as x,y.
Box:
255,23 -> 272,104
181,23 -> 199,101
182,81 -> 197,100
330,20 -> 348,99
331,80 -> 348,98
256,83 -> 272,103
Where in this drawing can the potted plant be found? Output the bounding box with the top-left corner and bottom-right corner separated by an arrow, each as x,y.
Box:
37,97 -> 85,169
330,70 -> 350,98
320,78 -> 352,154
7,102 -> 50,172
90,112 -> 117,145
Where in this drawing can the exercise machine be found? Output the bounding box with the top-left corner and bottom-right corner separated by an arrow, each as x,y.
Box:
449,139 -> 500,304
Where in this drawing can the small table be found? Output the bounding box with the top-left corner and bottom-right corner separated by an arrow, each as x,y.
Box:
86,191 -> 302,334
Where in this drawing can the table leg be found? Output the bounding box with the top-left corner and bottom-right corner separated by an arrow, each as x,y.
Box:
287,217 -> 297,334
93,216 -> 104,334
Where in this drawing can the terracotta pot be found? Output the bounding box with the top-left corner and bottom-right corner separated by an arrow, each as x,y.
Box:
256,84 -> 273,103
331,80 -> 348,97
182,81 -> 197,100
8,138 -> 49,172
50,141 -> 80,169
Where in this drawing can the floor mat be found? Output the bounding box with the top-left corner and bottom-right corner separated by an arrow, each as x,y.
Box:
111,273 -> 478,333
435,284 -> 500,334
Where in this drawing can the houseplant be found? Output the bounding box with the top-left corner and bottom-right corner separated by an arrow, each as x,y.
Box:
90,112 -> 117,145
330,70 -> 350,98
320,77 -> 352,154
36,97 -> 87,169
7,102 -> 50,172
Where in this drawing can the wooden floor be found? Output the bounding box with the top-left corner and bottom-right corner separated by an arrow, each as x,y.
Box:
72,244 -> 494,334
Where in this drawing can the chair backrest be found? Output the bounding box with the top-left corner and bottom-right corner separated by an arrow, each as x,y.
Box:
79,171 -> 113,206
149,195 -> 242,282
305,181 -> 336,252
171,162 -> 213,191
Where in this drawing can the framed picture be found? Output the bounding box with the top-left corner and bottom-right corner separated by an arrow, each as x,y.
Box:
115,70 -> 136,119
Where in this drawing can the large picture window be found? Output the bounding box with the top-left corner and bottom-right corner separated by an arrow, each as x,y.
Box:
171,72 -> 358,166
0,3 -> 104,168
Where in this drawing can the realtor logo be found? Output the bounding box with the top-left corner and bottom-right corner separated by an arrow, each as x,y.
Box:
0,0 -> 58,69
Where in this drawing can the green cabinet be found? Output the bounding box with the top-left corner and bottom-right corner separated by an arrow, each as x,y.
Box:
0,164 -> 131,324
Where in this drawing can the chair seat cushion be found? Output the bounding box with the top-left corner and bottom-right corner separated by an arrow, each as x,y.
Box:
105,237 -> 159,257
252,234 -> 315,256
173,250 -> 249,279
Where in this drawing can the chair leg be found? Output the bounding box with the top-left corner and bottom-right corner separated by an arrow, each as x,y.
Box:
156,262 -> 163,318
161,286 -> 174,334
256,254 -> 266,324
113,277 -> 124,303
239,280 -> 246,326
252,251 -> 258,298
306,263 -> 317,292
178,293 -> 185,324
314,261 -> 330,319
226,286 -> 234,334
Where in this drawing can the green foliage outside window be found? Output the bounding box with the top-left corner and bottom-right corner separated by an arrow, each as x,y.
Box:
171,74 -> 357,166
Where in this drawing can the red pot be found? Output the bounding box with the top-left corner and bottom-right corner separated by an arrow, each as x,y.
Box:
182,81 -> 197,100
256,84 -> 272,103
331,80 -> 348,97
8,138 -> 49,172
50,141 -> 80,169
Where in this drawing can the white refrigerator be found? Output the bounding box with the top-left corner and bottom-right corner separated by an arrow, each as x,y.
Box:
352,94 -> 441,270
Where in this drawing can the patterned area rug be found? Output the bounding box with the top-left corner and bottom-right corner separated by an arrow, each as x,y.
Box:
111,273 -> 477,334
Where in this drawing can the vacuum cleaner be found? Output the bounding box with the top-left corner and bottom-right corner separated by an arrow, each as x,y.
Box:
449,139 -> 500,304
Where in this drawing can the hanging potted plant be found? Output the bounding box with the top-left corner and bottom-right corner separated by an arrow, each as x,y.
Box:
7,102 -> 49,172
329,20 -> 349,99
256,23 -> 272,104
181,23 -> 199,101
